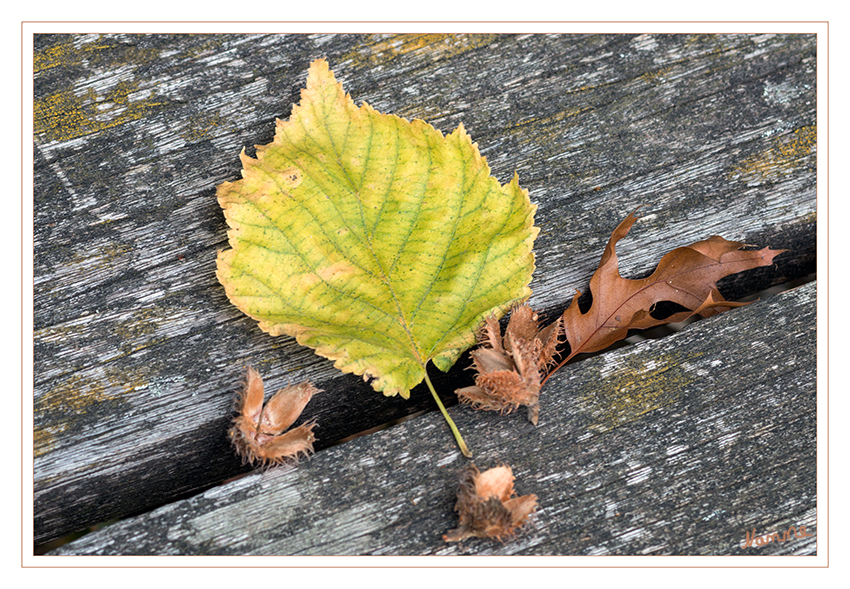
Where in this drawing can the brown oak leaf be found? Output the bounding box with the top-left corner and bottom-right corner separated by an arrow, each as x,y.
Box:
455,304 -> 562,425
229,366 -> 319,466
545,210 -> 786,380
443,463 -> 538,543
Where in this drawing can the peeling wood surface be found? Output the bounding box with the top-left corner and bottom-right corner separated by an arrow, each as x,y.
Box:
50,282 -> 817,555
33,33 -> 816,546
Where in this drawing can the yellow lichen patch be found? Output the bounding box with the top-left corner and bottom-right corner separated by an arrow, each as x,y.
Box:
641,65 -> 673,85
181,112 -> 224,142
34,37 -> 109,74
34,35 -> 160,75
340,34 -> 500,69
105,365 -> 152,396
33,424 -> 64,458
34,75 -> 165,143
96,242 -> 132,265
35,320 -> 87,348
730,125 -> 817,183
34,39 -> 80,73
35,374 -> 118,454
34,88 -> 95,141
583,352 -> 697,432
684,34 -> 731,55
181,37 -> 226,60
36,374 -> 115,415
109,309 -> 161,341
65,241 -> 132,268
35,367 -> 149,456
110,307 -> 175,356
503,106 -> 593,146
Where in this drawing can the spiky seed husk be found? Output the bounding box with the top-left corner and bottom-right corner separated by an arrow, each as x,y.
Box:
229,366 -> 320,466
456,304 -> 562,424
443,464 -> 537,543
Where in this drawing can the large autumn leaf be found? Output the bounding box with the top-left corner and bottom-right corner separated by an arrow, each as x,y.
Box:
217,59 -> 538,400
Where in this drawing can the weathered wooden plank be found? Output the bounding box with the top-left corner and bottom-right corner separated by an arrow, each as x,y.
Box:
49,281 -> 816,555
33,33 -> 816,545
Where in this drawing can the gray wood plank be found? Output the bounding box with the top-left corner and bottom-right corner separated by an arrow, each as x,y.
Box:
49,281 -> 816,555
33,33 -> 816,545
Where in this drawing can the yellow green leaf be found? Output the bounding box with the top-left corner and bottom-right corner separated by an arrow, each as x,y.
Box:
216,59 -> 538,399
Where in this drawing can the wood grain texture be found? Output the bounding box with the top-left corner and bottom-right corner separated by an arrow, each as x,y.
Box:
50,282 -> 816,555
33,33 -> 816,545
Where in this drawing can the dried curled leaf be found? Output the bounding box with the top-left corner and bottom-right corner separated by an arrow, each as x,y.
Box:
443,464 -> 537,543
229,366 -> 319,466
554,210 -> 787,365
455,304 -> 562,425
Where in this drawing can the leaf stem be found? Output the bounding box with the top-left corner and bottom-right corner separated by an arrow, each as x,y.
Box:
422,369 -> 472,458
